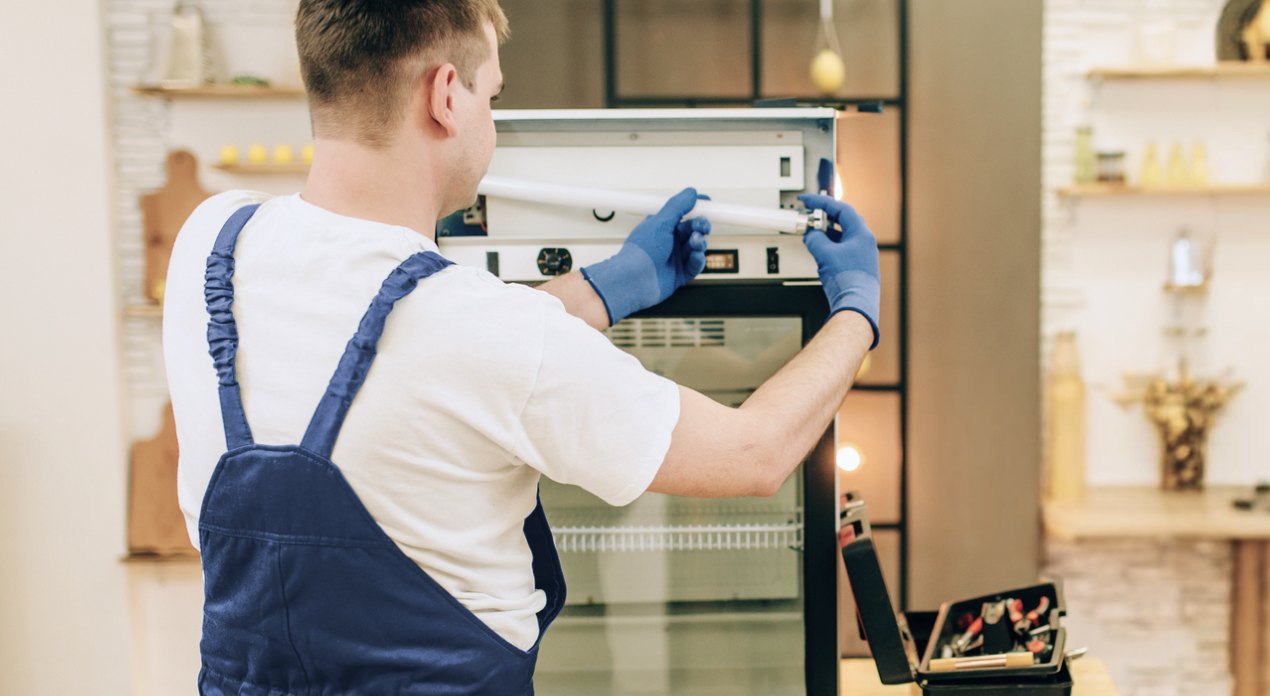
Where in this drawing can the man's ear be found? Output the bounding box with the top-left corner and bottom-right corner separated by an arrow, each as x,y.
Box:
425,64 -> 461,138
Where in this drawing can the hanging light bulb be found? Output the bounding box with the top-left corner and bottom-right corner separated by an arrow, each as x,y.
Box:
836,443 -> 864,473
810,0 -> 846,95
854,352 -> 872,381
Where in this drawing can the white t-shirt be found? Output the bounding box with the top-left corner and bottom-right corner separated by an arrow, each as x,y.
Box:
163,191 -> 679,650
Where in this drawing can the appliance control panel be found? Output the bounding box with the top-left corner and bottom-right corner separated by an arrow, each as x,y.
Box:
536,248 -> 573,276
437,108 -> 837,283
442,236 -> 818,282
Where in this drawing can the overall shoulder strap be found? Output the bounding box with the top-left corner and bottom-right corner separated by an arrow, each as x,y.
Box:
204,204 -> 261,450
300,251 -> 453,459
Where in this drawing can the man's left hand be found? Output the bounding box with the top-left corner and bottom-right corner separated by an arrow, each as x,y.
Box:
581,188 -> 711,325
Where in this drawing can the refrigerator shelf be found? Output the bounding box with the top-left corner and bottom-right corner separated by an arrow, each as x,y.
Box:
551,520 -> 804,553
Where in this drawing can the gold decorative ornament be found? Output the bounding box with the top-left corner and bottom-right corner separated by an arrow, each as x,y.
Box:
1113,228 -> 1237,491
1117,361 -> 1242,491
1217,0 -> 1270,62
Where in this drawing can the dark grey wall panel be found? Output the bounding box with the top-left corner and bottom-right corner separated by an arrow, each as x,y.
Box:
497,0 -> 605,109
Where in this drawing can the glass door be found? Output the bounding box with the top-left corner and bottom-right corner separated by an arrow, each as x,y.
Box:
535,315 -> 808,695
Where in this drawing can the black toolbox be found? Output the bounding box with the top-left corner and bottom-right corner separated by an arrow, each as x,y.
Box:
839,496 -> 1073,695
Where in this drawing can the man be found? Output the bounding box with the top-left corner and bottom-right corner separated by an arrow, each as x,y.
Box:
163,0 -> 880,693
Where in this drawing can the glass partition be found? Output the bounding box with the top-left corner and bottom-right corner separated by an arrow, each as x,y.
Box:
535,316 -> 808,695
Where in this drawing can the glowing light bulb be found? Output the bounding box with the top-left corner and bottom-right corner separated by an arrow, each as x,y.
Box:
836,443 -> 864,473
810,48 -> 846,94
855,353 -> 872,381
478,176 -> 817,234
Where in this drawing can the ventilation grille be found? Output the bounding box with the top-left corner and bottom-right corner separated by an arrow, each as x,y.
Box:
607,318 -> 726,349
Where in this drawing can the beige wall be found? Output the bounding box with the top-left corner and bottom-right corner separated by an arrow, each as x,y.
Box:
0,0 -> 132,693
908,0 -> 1043,608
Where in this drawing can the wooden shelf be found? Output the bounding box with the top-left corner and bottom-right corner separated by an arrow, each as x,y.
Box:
1044,486 -> 1270,541
212,162 -> 310,175
121,552 -> 199,565
124,303 -> 163,318
1058,183 -> 1270,198
1163,281 -> 1209,294
1089,62 -> 1270,80
130,84 -> 305,99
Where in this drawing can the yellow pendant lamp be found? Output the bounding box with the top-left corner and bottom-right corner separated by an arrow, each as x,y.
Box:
810,0 -> 846,95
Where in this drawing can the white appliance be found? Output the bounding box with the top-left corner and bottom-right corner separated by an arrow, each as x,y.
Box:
438,108 -> 843,696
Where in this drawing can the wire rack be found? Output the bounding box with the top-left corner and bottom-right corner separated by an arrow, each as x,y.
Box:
549,508 -> 803,553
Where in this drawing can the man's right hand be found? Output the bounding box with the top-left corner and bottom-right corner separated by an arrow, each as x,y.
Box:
648,195 -> 880,499
798,194 -> 881,350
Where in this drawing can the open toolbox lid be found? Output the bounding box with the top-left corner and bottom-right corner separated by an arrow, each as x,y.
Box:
838,495 -> 1069,686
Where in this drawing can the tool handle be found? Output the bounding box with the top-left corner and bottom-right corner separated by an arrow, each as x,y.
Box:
1027,595 -> 1052,623
928,652 -> 1034,673
478,176 -> 824,235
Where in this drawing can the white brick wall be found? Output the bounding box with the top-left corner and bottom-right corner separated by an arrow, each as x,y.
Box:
1036,5 -> 1270,696
1041,3 -> 1268,695
1045,539 -> 1233,696
106,0 -> 305,440
1042,0 -> 1270,487
105,4 -> 308,692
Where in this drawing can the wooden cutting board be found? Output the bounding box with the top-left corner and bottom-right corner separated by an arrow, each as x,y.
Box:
140,150 -> 212,303
127,402 -> 196,557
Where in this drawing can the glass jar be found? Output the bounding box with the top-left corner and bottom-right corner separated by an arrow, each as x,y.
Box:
1096,151 -> 1126,184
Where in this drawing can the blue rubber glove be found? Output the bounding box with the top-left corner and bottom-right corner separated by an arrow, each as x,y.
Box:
799,194 -> 881,350
581,188 -> 711,324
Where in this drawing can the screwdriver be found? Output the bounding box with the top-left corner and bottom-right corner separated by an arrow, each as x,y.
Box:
950,616 -> 983,655
929,651 -> 1034,673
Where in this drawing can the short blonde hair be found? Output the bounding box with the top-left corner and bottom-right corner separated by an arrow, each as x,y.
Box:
296,0 -> 510,146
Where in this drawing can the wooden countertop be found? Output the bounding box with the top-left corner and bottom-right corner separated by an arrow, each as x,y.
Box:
1043,486 -> 1270,541
841,658 -> 1119,695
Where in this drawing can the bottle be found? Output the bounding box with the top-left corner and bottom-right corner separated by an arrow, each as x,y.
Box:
1168,228 -> 1209,289
163,2 -> 209,87
1165,143 -> 1187,187
1139,142 -> 1162,188
1188,142 -> 1209,186
1074,126 -> 1096,184
1046,333 -> 1086,503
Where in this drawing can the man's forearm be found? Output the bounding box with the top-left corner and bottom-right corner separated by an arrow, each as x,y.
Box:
739,310 -> 873,484
537,272 -> 610,332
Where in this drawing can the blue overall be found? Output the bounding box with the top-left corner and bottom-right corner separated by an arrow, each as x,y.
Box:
197,205 -> 566,695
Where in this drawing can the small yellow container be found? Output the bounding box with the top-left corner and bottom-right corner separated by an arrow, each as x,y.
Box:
219,144 -> 241,165
247,143 -> 269,165
273,144 -> 295,165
